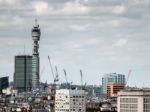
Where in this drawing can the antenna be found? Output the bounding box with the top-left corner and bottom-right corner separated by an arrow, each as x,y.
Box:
35,19 -> 37,26
24,44 -> 26,54
142,82 -> 145,88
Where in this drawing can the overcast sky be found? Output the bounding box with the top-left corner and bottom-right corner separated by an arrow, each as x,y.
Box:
0,0 -> 150,87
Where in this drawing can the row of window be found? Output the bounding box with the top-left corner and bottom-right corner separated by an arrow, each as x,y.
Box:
144,104 -> 150,109
144,98 -> 150,103
55,102 -> 69,105
120,98 -> 138,103
57,95 -> 84,98
55,109 -> 69,111
55,102 -> 85,106
120,109 -> 137,112
55,109 -> 84,112
120,104 -> 138,109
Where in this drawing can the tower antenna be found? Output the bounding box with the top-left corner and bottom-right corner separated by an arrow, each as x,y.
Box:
35,18 -> 38,26
35,19 -> 37,26
24,44 -> 26,54
31,19 -> 41,88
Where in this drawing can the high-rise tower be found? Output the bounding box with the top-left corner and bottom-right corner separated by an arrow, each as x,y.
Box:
31,20 -> 41,88
14,55 -> 32,92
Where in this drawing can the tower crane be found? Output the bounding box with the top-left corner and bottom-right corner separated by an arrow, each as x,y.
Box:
48,56 -> 55,83
47,56 -> 61,97
54,66 -> 59,83
125,69 -> 132,86
48,56 -> 59,84
40,66 -> 45,82
63,69 -> 70,89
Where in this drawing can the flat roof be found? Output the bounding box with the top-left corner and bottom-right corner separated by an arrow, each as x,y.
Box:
15,55 -> 32,57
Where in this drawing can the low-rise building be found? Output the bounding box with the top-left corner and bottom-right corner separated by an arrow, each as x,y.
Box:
55,89 -> 86,112
117,89 -> 150,112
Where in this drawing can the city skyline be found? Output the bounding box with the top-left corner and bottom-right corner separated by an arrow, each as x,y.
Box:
0,0 -> 150,87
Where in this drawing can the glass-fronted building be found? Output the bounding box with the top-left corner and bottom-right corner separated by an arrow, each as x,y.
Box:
102,73 -> 125,94
0,76 -> 9,93
14,55 -> 32,92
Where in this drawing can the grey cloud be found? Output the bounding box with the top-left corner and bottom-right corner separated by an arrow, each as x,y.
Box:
0,0 -> 150,85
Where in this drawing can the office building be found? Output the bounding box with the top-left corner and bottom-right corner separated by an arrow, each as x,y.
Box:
107,83 -> 125,98
118,89 -> 150,112
102,73 -> 125,94
14,55 -> 32,92
31,20 -> 41,88
0,76 -> 9,93
55,89 -> 86,112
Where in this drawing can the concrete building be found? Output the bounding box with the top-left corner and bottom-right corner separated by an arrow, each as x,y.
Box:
14,55 -> 32,92
107,83 -> 125,98
117,89 -> 150,112
102,73 -> 125,94
60,84 -> 102,99
0,76 -> 9,93
31,20 -> 41,88
55,89 -> 86,112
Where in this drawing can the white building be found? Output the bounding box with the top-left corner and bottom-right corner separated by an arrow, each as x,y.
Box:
117,89 -> 150,112
55,89 -> 86,112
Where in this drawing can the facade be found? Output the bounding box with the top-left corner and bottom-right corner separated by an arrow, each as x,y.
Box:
92,85 -> 102,98
60,84 -> 102,98
31,20 -> 41,88
0,76 -> 9,93
14,55 -> 32,92
107,83 -> 125,98
55,89 -> 86,112
85,85 -> 102,98
117,89 -> 150,112
102,73 -> 125,94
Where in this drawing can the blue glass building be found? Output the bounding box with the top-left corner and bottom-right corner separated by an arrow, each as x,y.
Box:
102,73 -> 125,94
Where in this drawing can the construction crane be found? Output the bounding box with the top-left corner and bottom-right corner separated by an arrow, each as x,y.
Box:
63,69 -> 70,89
80,69 -> 83,90
54,66 -> 59,83
48,56 -> 55,83
40,66 -> 45,82
48,56 -> 60,84
125,69 -> 132,86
